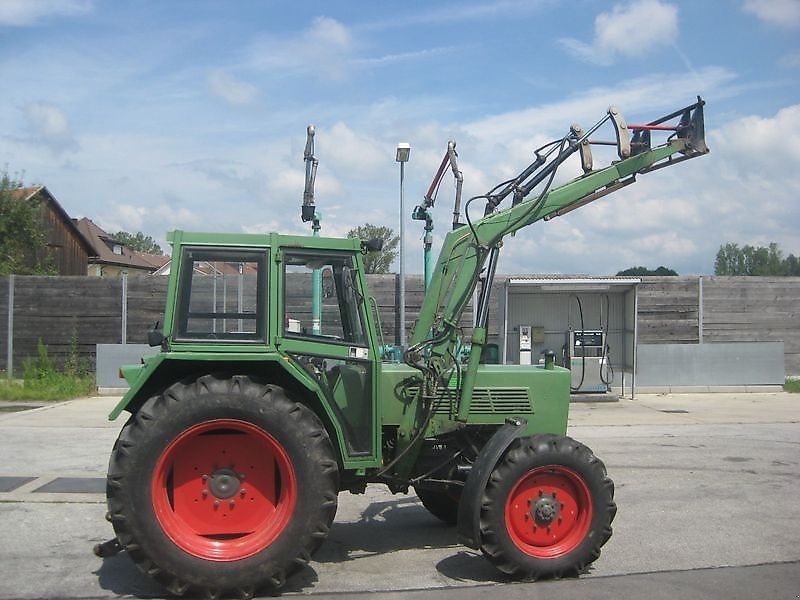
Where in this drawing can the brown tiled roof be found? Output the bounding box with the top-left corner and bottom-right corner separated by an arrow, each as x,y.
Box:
74,218 -> 169,271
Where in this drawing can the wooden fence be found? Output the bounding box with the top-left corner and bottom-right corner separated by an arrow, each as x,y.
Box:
0,274 -> 471,374
1,275 -> 798,375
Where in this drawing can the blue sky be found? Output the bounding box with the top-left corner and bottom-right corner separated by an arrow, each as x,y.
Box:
1,0 -> 799,275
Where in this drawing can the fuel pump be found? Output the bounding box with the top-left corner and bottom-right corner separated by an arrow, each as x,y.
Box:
518,324 -> 532,365
564,295 -> 613,393
565,329 -> 609,392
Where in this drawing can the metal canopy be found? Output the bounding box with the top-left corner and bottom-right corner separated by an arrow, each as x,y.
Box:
506,277 -> 640,292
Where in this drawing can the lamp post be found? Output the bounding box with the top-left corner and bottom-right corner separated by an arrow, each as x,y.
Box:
396,142 -> 410,349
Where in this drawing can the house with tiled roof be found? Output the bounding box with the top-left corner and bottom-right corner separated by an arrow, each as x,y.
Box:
74,218 -> 170,277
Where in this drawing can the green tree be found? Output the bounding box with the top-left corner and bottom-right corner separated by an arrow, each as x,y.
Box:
346,223 -> 399,274
110,230 -> 164,255
616,266 -> 678,276
0,171 -> 54,275
785,254 -> 800,276
714,242 -> 791,276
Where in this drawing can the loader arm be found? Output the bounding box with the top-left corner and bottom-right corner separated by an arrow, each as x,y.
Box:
405,98 -> 708,419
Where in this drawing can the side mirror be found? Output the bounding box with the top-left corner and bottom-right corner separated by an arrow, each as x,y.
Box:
147,329 -> 165,347
148,321 -> 165,348
361,238 -> 384,253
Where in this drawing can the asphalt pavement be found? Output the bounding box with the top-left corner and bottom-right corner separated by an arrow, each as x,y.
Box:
0,392 -> 798,599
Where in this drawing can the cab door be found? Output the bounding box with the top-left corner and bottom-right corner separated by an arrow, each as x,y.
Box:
278,249 -> 378,458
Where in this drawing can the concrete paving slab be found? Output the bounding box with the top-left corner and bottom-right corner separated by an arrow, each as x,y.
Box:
0,396 -> 121,428
33,477 -> 105,494
0,392 -> 798,599
567,392 -> 800,428
0,476 -> 35,492
301,562 -> 800,600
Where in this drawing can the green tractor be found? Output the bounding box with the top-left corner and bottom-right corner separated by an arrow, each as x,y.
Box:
98,99 -> 708,598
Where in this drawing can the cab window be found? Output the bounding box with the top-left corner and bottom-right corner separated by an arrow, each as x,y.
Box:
174,248 -> 267,342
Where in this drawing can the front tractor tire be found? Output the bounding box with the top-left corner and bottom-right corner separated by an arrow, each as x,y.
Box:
479,434 -> 616,579
106,375 -> 339,598
414,487 -> 460,525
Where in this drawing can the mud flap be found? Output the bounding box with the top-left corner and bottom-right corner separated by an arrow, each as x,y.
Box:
456,417 -> 527,549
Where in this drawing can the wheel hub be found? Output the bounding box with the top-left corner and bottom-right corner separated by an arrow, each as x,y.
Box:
152,419 -> 299,561
532,494 -> 560,524
207,468 -> 241,499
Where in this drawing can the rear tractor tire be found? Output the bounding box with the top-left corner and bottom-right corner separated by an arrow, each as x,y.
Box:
479,434 -> 616,579
105,375 -> 339,598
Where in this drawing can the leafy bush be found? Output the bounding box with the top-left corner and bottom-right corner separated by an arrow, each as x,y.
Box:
0,339 -> 94,401
785,378 -> 800,393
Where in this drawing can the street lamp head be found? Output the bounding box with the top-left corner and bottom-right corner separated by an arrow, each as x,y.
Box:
396,143 -> 411,163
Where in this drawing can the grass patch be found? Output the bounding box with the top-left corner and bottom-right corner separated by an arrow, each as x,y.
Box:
0,338 -> 95,402
785,378 -> 800,393
0,374 -> 95,402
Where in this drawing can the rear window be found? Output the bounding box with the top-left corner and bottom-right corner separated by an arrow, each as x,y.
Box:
174,248 -> 267,342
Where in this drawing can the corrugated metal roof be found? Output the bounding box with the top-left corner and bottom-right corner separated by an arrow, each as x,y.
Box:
507,275 -> 640,286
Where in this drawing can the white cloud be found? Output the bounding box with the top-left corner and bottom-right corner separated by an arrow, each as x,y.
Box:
353,47 -> 457,67
742,0 -> 800,28
323,122 -> 387,179
463,67 -> 734,142
559,0 -> 678,65
111,204 -> 146,230
780,52 -> 800,68
0,0 -> 92,26
208,70 -> 258,106
709,104 -> 800,178
99,203 -> 201,239
630,231 -> 697,257
250,16 -> 353,80
359,0 -> 553,31
23,102 -> 77,153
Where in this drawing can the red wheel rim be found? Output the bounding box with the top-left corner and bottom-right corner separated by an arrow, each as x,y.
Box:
505,465 -> 592,558
152,419 -> 297,561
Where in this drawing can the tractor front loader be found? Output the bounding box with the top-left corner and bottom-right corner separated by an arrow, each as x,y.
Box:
97,98 -> 708,598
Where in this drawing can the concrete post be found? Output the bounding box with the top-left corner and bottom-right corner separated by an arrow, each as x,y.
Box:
6,275 -> 13,378
121,273 -> 128,345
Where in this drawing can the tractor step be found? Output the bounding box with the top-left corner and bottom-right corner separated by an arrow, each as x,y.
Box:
93,537 -> 123,558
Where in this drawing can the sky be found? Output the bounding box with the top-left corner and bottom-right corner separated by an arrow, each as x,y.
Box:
1,0 -> 799,275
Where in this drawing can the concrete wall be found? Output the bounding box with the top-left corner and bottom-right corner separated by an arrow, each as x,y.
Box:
636,342 -> 785,387
95,343 -> 159,388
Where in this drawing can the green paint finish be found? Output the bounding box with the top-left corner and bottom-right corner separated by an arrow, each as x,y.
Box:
107,104 -> 707,481
109,230 -> 383,470
378,363 -> 570,435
